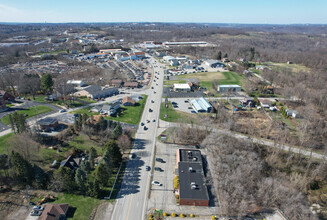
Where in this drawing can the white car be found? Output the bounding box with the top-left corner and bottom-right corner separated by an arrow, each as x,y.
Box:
33,205 -> 44,211
152,181 -> 162,186
59,109 -> 66,113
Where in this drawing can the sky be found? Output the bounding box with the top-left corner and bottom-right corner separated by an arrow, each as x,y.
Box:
0,0 -> 326,24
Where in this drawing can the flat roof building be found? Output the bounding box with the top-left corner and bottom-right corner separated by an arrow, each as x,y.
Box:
190,97 -> 212,113
173,83 -> 191,92
204,59 -> 225,68
176,149 -> 209,206
217,84 -> 242,92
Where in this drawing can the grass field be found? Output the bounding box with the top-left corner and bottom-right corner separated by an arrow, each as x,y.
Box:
50,193 -> 101,220
68,134 -> 103,155
1,105 -> 54,125
270,62 -> 310,73
0,133 -> 14,154
159,102 -> 196,123
106,95 -> 147,125
71,95 -> 147,125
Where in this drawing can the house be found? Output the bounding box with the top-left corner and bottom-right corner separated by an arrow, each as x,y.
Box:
203,59 -> 225,68
110,79 -> 123,87
122,97 -> 136,106
76,85 -> 118,99
124,82 -> 139,88
286,109 -> 300,118
38,203 -> 69,220
169,59 -> 179,66
134,51 -> 145,59
0,90 -> 15,101
173,83 -> 191,92
175,149 -> 209,206
60,155 -> 81,170
37,117 -> 59,132
190,97 -> 212,113
67,80 -> 84,87
259,99 -> 272,108
217,85 -> 242,92
91,101 -> 121,115
240,97 -> 255,107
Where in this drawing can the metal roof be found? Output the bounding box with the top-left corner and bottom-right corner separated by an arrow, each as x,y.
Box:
190,97 -> 212,112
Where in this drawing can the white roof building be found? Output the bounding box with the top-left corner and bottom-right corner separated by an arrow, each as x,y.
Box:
173,83 -> 191,92
217,85 -> 242,92
67,80 -> 84,87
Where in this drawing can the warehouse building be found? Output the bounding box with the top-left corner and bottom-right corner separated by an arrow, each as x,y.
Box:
217,84 -> 242,92
175,149 -> 209,206
190,97 -> 212,113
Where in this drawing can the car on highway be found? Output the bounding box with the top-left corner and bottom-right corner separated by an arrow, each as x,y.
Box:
172,102 -> 177,105
154,91 -> 156,94
151,181 -> 162,186
33,206 -> 44,211
154,167 -> 162,172
145,165 -> 151,171
59,109 -> 66,113
141,122 -> 144,126
151,87 -> 154,89
144,126 -> 148,130
155,158 -> 163,162
30,210 -> 42,216
149,108 -> 153,112
151,100 -> 154,103
146,120 -> 150,123
184,100 -> 189,103
153,119 -> 156,122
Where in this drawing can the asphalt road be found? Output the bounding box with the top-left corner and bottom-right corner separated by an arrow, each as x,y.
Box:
110,55 -> 164,220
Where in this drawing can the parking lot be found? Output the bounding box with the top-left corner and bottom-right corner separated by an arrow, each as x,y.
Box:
147,141 -> 219,217
165,98 -> 197,114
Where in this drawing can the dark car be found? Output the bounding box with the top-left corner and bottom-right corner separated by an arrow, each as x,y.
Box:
73,113 -> 79,118
145,165 -> 151,171
172,102 -> 177,105
141,122 -> 144,126
144,126 -> 147,130
149,108 -> 153,112
154,167 -> 162,172
155,158 -> 163,162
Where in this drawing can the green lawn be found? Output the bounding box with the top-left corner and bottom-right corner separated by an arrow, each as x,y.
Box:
50,193 -> 101,220
71,107 -> 99,116
77,97 -> 97,103
160,102 -> 196,123
0,133 -> 14,154
219,71 -> 243,85
71,95 -> 147,125
1,105 -> 54,125
106,95 -> 147,125
164,71 -> 242,90
68,134 -> 103,155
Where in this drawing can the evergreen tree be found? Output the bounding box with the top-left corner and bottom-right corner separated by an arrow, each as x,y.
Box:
80,160 -> 91,173
75,168 -> 87,193
41,74 -> 54,93
112,123 -> 123,139
223,53 -> 228,58
104,140 -> 122,168
89,147 -> 97,169
94,163 -> 110,187
54,167 -> 76,192
10,151 -> 33,183
217,51 -> 222,60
